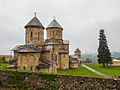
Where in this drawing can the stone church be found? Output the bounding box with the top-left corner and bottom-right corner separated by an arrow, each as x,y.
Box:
11,14 -> 82,73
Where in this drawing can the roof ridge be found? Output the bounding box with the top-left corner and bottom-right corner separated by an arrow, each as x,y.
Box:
24,16 -> 45,29
46,19 -> 63,29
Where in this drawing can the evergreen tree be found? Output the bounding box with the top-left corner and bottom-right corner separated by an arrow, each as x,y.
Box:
97,29 -> 112,67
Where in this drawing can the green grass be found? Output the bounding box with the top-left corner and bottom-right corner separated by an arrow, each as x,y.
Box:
0,63 -> 103,78
84,63 -> 120,77
57,65 -> 103,77
0,63 -> 10,69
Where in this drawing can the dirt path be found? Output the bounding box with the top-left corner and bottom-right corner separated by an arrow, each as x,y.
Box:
82,64 -> 111,78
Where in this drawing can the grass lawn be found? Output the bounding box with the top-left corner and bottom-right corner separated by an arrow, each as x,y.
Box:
0,63 -> 10,69
0,63 -> 102,78
57,65 -> 103,77
0,63 -> 104,78
84,63 -> 120,77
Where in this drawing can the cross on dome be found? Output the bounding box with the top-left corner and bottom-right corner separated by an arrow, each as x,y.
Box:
34,12 -> 37,17
53,16 -> 56,19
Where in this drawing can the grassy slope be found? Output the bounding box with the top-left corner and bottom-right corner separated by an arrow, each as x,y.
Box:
84,63 -> 120,77
57,65 -> 103,77
0,63 -> 103,77
0,63 -> 9,69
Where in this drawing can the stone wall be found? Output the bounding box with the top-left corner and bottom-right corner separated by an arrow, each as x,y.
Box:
46,28 -> 62,40
69,62 -> 78,69
0,70 -> 120,90
60,53 -> 69,70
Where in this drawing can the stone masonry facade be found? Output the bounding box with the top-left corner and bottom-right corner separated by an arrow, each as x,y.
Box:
11,14 -> 82,73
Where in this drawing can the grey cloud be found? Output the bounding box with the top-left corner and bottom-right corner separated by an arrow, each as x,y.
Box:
0,0 -> 120,55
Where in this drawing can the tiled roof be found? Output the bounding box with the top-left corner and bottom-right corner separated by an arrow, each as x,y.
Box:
46,19 -> 63,29
8,64 -> 17,68
9,58 -> 17,64
75,48 -> 81,53
44,39 -> 62,45
0,55 -> 12,57
42,45 -> 53,51
39,58 -> 51,65
24,16 -> 44,29
15,45 -> 41,53
36,58 -> 51,68
70,55 -> 78,59
11,45 -> 23,51
63,40 -> 69,44
69,60 -> 78,63
36,63 -> 50,68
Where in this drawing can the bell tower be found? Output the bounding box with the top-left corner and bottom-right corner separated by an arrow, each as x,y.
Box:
46,18 -> 63,41
24,13 -> 45,46
74,48 -> 82,63
74,48 -> 81,58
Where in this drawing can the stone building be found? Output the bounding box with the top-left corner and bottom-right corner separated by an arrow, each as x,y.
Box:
11,14 -> 82,73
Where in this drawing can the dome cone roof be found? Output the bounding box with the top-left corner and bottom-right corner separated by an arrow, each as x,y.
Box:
46,19 -> 63,30
75,48 -> 81,53
24,16 -> 44,29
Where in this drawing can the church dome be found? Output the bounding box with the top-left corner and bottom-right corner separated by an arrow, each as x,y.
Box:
46,19 -> 63,30
75,48 -> 81,53
24,16 -> 44,29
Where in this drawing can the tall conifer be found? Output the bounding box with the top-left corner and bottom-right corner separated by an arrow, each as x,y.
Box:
97,29 -> 112,67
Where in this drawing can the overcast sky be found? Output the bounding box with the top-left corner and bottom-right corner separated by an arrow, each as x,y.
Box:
0,0 -> 120,55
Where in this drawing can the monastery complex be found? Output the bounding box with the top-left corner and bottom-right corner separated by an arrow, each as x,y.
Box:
11,14 -> 82,73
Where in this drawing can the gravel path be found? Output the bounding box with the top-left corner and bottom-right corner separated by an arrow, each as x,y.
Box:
82,64 -> 111,78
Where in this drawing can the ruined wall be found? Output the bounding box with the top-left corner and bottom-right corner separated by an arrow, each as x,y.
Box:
0,70 -> 120,90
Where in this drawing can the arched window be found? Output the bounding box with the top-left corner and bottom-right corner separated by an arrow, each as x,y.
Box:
55,56 -> 57,61
31,67 -> 32,71
38,32 -> 40,40
23,66 -> 25,70
50,30 -> 51,37
30,31 -> 33,41
64,54 -> 65,58
53,30 -> 54,39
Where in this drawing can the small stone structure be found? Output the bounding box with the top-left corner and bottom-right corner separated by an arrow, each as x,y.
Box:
69,48 -> 82,68
0,70 -> 120,89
